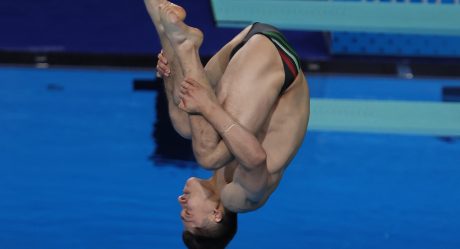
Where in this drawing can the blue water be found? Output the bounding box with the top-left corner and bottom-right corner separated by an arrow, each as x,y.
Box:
1,66 -> 459,249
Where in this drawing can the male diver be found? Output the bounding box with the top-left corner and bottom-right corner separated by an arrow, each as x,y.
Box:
145,1 -> 310,248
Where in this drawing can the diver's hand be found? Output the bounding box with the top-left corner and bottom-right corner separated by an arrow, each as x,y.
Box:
178,77 -> 217,114
156,50 -> 170,78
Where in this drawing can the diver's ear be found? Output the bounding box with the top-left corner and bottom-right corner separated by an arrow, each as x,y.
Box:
213,209 -> 223,223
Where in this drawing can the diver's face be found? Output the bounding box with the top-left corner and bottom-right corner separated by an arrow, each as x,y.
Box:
178,177 -> 217,233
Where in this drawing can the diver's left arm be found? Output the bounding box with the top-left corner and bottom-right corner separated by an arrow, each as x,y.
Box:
179,78 -> 267,169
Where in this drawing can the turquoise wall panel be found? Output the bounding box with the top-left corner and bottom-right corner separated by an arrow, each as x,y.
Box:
211,0 -> 460,35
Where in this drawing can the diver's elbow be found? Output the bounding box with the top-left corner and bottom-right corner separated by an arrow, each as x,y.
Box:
244,149 -> 267,170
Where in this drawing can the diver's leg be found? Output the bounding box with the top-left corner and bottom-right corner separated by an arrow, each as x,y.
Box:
144,0 -> 191,138
159,5 -> 233,167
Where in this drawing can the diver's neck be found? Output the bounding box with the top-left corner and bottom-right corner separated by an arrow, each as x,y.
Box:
209,169 -> 229,192
209,173 -> 223,191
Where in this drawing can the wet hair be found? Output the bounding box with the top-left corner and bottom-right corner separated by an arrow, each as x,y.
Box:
182,210 -> 237,249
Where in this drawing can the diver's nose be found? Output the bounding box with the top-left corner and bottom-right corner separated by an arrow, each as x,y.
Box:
178,194 -> 187,204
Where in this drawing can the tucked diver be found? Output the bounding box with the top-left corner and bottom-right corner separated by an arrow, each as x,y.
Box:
145,1 -> 310,248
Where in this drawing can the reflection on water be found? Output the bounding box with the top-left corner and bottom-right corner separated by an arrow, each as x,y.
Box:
149,81 -> 197,168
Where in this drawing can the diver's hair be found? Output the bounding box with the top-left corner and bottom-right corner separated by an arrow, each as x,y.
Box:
182,210 -> 237,249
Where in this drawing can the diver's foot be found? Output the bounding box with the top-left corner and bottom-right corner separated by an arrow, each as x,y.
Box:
159,3 -> 203,52
159,2 -> 205,100
145,0 -> 186,34
144,0 -> 167,25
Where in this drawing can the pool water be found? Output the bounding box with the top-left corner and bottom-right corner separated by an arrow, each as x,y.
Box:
1,66 -> 459,249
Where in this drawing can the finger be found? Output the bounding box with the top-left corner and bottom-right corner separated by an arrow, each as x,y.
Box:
158,64 -> 170,75
178,101 -> 185,111
158,55 -> 167,66
178,96 -> 187,109
184,77 -> 197,85
156,71 -> 166,78
180,90 -> 192,99
157,63 -> 165,73
180,87 -> 189,95
161,57 -> 168,65
157,58 -> 168,69
155,64 -> 163,78
181,79 -> 194,89
187,79 -> 202,90
158,52 -> 168,65
157,57 -> 170,72
155,69 -> 163,78
186,77 -> 203,86
162,66 -> 171,75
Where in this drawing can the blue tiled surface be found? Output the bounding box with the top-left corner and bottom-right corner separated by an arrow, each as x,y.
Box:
330,32 -> 460,57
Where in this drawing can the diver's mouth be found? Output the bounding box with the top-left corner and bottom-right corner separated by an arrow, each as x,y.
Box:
180,210 -> 191,222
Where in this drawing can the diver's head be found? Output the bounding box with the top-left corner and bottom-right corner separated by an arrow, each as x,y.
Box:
179,177 -> 237,248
